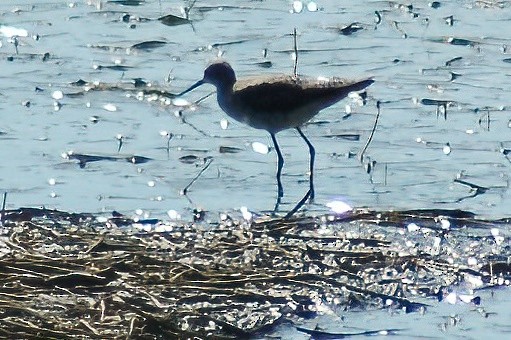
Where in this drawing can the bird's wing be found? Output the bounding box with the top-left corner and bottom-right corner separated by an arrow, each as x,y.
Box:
233,76 -> 372,113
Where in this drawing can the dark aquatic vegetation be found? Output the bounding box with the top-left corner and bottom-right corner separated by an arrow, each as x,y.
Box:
209,39 -> 251,48
445,56 -> 463,66
94,64 -> 133,71
132,78 -> 147,87
69,79 -> 87,86
130,40 -> 167,51
120,13 -> 151,23
449,72 -> 462,81
374,10 -> 382,25
179,155 -> 202,164
65,152 -> 151,168
296,326 -> 402,338
255,60 -> 272,68
324,133 -> 361,141
158,14 -> 191,26
444,15 -> 455,26
445,37 -> 478,47
454,178 -> 489,202
107,0 -> 145,6
420,98 -> 452,106
128,155 -> 151,164
218,146 -> 243,154
338,22 -> 365,36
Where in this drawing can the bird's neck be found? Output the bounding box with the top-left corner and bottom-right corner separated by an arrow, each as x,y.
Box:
216,81 -> 235,95
216,83 -> 234,107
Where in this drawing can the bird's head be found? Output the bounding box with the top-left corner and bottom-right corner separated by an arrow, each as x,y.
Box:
178,61 -> 236,96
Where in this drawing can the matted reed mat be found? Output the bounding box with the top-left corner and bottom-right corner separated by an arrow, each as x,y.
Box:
0,208 -> 509,338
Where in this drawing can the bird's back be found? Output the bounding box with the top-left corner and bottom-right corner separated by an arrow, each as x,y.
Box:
222,74 -> 373,133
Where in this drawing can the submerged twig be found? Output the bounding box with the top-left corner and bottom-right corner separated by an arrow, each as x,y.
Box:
178,91 -> 217,138
358,101 -> 381,162
194,91 -> 215,105
477,108 -> 491,131
181,158 -> 213,196
184,0 -> 197,20
292,28 -> 298,77
0,192 -> 6,225
454,178 -> 489,202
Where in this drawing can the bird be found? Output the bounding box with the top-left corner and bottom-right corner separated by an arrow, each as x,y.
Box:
178,61 -> 374,216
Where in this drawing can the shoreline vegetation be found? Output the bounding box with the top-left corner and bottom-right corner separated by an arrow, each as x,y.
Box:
0,207 -> 508,338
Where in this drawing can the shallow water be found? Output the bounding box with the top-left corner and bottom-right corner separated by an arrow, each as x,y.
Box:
278,287 -> 511,340
1,0 -> 511,337
1,1 -> 511,220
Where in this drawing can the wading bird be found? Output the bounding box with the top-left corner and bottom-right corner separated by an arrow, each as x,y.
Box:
179,61 -> 373,216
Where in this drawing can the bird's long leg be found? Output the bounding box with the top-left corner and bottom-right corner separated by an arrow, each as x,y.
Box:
283,128 -> 315,219
296,127 -> 315,201
270,133 -> 285,198
270,133 -> 284,211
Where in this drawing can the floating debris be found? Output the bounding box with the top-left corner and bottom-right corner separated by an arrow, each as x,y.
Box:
443,142 -> 451,155
0,25 -> 28,38
171,97 -> 191,107
251,141 -> 270,154
326,200 -> 352,215
307,1 -> 318,11
103,103 -> 118,112
220,118 -> 229,130
51,90 -> 64,100
167,209 -> 181,220
291,0 -> 304,13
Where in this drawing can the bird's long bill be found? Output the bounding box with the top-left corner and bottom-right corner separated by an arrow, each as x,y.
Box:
177,79 -> 204,96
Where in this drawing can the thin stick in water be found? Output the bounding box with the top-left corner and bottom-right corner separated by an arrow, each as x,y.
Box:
359,100 -> 381,162
384,163 -> 388,186
487,109 -> 490,131
293,28 -> 298,77
0,192 -> 6,224
185,0 -> 197,19
181,158 -> 213,195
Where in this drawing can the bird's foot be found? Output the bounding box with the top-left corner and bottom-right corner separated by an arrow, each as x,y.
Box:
284,189 -> 312,219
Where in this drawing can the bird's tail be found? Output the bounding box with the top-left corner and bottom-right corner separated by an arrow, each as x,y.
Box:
349,78 -> 374,92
